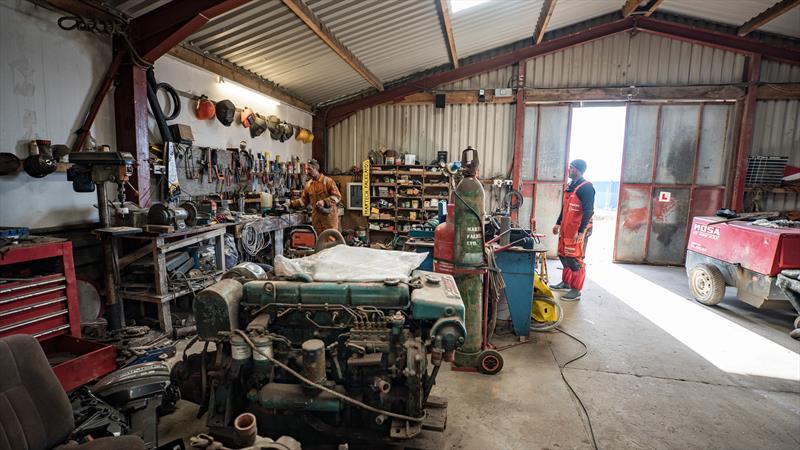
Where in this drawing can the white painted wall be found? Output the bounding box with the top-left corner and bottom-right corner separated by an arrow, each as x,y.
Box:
0,1 -> 312,229
150,56 -> 312,163
0,1 -> 116,228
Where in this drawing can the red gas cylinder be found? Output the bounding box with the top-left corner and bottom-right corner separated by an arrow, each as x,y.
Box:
433,203 -> 455,275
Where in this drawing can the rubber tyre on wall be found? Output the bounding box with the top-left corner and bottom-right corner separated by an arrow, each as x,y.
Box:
477,350 -> 504,375
689,264 -> 726,306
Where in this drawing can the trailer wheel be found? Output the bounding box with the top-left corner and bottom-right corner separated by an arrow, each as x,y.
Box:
477,350 -> 504,375
689,264 -> 726,306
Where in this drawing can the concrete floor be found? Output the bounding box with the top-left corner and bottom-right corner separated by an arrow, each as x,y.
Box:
437,260 -> 800,450
160,217 -> 800,449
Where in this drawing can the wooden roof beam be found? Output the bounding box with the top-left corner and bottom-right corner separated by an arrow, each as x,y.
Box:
622,0 -> 643,17
642,0 -> 664,16
533,0 -> 558,44
738,0 -> 800,37
435,0 -> 459,68
279,0 -> 384,91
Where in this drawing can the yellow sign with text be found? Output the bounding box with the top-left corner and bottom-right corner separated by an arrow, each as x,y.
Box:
362,159 -> 370,216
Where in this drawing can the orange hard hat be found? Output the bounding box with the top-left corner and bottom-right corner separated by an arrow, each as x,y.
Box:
195,95 -> 215,120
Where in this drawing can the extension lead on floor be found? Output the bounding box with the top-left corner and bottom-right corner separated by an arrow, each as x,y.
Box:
551,327 -> 599,450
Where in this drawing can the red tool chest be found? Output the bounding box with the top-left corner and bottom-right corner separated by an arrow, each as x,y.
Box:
0,238 -> 116,391
0,238 -> 81,338
687,216 -> 800,276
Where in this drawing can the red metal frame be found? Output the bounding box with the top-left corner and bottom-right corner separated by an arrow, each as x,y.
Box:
72,52 -> 124,153
523,103 -> 572,235
511,63 -> 526,222
326,18 -> 636,126
634,16 -> 800,64
613,102 -> 731,264
40,335 -> 117,392
312,113 -> 327,168
325,16 -> 800,126
130,0 -> 252,62
731,53 -> 762,212
115,62 -> 152,207
0,240 -> 80,339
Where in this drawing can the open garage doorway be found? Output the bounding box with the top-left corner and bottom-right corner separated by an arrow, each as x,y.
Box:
567,105 -> 626,263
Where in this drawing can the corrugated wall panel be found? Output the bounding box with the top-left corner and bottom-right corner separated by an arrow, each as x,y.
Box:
749,99 -> 800,212
438,66 -> 516,90
760,60 -> 800,83
524,32 -> 746,88
744,191 -> 800,213
752,100 -> 800,166
328,103 -> 514,178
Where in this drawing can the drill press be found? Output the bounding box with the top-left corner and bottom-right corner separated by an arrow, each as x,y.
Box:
67,151 -> 135,329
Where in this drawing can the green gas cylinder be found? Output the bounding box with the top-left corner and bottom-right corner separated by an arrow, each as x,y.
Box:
453,147 -> 486,368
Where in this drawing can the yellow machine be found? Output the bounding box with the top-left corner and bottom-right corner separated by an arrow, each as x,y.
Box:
531,272 -> 563,330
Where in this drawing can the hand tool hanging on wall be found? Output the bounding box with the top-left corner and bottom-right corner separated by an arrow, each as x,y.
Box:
198,148 -> 209,182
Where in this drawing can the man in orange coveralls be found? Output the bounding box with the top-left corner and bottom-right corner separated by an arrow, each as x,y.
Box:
289,159 -> 341,237
550,159 -> 595,301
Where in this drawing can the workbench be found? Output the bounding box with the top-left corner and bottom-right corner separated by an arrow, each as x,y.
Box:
110,214 -> 309,333
114,223 -> 228,334
228,212 -> 308,259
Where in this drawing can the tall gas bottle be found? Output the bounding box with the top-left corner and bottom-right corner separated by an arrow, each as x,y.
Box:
452,147 -> 486,369
453,148 -> 485,267
433,203 -> 455,274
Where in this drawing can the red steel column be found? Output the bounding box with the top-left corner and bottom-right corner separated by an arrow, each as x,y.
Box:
731,53 -> 761,212
511,62 -> 526,222
114,58 -> 151,207
312,112 -> 327,170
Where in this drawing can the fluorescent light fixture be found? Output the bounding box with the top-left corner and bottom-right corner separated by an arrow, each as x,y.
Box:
450,0 -> 491,13
217,76 -> 281,108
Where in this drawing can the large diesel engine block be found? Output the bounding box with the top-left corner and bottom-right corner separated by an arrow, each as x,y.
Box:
172,270 -> 466,444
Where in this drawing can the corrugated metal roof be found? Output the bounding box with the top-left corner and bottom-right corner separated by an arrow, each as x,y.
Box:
308,0 -> 451,83
548,0 -> 620,31
104,0 -> 173,18
109,0 -> 800,107
525,31 -> 747,87
438,65 -> 516,89
661,0 -> 800,38
451,0 -> 543,58
185,0 -> 371,104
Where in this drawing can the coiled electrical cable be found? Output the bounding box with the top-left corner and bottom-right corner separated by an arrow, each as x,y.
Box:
240,222 -> 270,260
157,82 -> 181,120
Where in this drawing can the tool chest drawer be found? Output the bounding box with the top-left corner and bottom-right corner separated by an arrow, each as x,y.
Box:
0,238 -> 81,339
0,274 -> 71,339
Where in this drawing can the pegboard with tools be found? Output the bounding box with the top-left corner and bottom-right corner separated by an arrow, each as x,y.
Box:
172,141 -> 308,201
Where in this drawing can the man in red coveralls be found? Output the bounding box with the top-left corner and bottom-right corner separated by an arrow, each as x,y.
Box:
550,159 -> 595,301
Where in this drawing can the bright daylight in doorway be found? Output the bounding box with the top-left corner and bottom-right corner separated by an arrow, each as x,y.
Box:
569,105 -> 626,261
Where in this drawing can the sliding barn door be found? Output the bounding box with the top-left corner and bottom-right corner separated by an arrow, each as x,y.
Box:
614,103 -> 736,264
520,104 -> 572,256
